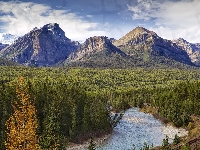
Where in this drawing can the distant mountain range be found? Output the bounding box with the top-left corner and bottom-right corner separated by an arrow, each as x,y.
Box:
172,38 -> 200,66
0,23 -> 199,68
0,34 -> 18,45
0,43 -> 9,51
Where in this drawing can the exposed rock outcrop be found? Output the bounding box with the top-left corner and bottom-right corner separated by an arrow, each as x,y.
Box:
173,38 -> 200,66
0,23 -> 80,66
67,36 -> 126,62
113,27 -> 194,66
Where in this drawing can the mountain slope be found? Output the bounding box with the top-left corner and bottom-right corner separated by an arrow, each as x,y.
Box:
0,23 -> 80,66
56,36 -> 195,69
68,36 -> 126,61
57,36 -> 133,68
0,24 -> 198,69
173,38 -> 200,66
0,43 -> 9,51
113,27 -> 194,66
0,58 -> 20,66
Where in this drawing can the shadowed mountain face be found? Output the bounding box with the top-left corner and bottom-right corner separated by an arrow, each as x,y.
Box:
57,36 -> 131,68
0,58 -> 20,66
68,36 -> 126,61
113,27 -> 194,66
57,35 -> 195,69
173,38 -> 200,66
0,24 -> 198,68
0,23 -> 80,66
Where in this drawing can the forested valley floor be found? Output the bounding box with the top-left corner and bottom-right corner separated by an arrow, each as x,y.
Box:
1,66 -> 200,149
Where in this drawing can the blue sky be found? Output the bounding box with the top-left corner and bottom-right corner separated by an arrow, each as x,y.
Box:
0,0 -> 200,43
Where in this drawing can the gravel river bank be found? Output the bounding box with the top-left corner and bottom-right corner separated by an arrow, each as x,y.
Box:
68,108 -> 188,150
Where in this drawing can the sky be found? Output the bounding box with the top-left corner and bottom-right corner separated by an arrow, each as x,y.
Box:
0,0 -> 200,43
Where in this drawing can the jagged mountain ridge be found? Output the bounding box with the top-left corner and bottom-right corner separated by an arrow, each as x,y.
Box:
0,23 -> 199,68
0,23 -> 80,66
67,36 -> 126,61
172,38 -> 200,66
113,26 -> 194,66
57,35 -> 195,69
57,36 -> 132,68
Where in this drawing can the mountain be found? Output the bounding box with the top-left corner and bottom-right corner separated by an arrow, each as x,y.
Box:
56,35 -> 194,69
172,38 -> 200,66
57,36 -> 134,68
0,34 -> 18,45
68,36 -> 126,61
0,24 -> 198,68
0,23 -> 80,66
113,27 -> 194,66
0,43 -> 9,51
0,58 -> 20,66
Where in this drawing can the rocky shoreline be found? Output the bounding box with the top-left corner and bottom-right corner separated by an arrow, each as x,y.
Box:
67,107 -> 189,150
67,134 -> 111,150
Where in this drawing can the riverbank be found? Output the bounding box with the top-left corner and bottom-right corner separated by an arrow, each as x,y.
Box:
140,105 -> 200,149
67,134 -> 111,150
67,107 -> 190,150
140,106 -> 188,138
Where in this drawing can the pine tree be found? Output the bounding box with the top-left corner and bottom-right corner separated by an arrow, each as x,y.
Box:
88,137 -> 96,150
161,135 -> 170,150
5,77 -> 40,150
173,134 -> 180,145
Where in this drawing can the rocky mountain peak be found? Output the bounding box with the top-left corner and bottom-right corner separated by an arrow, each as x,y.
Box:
67,36 -> 125,61
112,27 -> 194,66
173,38 -> 189,45
0,23 -> 79,66
132,26 -> 148,34
76,36 -> 117,55
40,23 -> 69,42
43,23 -> 59,29
83,36 -> 110,48
113,27 -> 158,47
42,23 -> 60,33
172,38 -> 200,66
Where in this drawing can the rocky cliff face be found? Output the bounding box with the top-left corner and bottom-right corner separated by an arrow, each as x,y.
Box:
57,36 -> 131,68
113,27 -> 194,66
0,24 -> 198,68
172,38 -> 200,66
0,23 -> 80,66
67,36 -> 126,61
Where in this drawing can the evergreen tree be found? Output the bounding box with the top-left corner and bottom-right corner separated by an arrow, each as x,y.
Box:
173,134 -> 180,145
88,137 -> 96,150
161,135 -> 170,150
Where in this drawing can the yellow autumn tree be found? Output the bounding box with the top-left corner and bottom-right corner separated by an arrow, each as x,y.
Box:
5,77 -> 40,150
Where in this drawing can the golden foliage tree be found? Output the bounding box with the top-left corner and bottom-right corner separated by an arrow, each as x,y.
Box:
5,77 -> 40,150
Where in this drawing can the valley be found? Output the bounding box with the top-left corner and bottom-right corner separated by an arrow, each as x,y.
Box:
1,66 -> 200,149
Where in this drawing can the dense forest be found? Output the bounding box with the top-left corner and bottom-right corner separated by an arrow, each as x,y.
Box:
1,66 -> 200,149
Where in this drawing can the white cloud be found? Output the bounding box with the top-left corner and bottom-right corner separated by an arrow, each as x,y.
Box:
86,15 -> 93,18
0,33 -> 3,43
128,0 -> 200,43
0,1 -> 107,41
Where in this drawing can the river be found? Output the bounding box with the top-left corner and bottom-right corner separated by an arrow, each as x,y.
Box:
68,107 -> 188,150
96,108 -> 188,150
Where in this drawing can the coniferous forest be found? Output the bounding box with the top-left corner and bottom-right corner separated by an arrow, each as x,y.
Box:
1,66 -> 200,149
